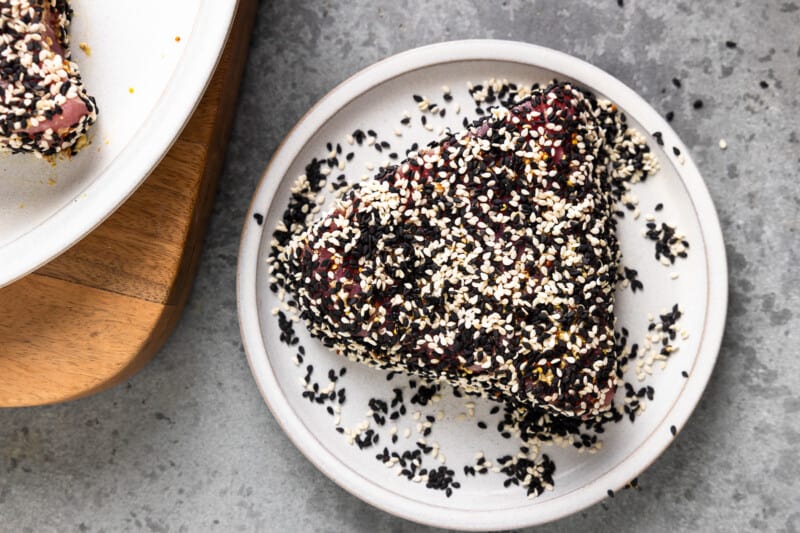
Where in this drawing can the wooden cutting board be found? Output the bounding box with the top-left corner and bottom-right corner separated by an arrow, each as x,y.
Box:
0,0 -> 257,407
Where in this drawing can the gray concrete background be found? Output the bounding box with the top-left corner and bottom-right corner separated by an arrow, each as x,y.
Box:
2,0 -> 799,531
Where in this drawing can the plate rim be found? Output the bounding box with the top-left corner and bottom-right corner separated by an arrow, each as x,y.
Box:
0,0 -> 240,288
237,39 -> 728,530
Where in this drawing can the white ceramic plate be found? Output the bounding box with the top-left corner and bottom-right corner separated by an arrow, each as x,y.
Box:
0,0 -> 238,287
237,41 -> 727,530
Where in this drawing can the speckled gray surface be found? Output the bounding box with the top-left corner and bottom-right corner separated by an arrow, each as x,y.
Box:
1,0 -> 799,531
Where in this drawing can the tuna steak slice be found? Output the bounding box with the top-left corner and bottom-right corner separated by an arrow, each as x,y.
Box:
1,0 -> 97,157
279,81 -> 655,418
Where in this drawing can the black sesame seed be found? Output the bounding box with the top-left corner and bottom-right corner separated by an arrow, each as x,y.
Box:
253,213 -> 264,225
670,425 -> 677,436
672,78 -> 682,89
725,40 -> 737,48
759,80 -> 769,89
693,99 -> 703,109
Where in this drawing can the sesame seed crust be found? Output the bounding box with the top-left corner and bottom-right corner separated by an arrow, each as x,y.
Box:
0,0 -> 97,157
274,81 -> 657,419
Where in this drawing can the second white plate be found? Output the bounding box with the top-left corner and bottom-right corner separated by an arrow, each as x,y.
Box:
0,0 -> 238,287
237,40 -> 727,530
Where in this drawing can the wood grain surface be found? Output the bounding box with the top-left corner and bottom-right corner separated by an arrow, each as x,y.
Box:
0,0 -> 256,407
